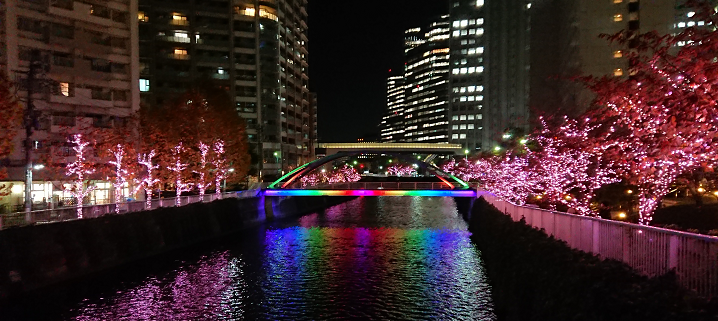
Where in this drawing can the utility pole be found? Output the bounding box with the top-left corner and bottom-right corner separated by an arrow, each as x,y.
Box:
24,50 -> 41,221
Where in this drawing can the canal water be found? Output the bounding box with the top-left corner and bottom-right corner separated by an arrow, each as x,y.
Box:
9,197 -> 496,320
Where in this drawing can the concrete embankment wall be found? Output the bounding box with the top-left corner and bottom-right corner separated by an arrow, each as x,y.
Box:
0,196 -> 351,299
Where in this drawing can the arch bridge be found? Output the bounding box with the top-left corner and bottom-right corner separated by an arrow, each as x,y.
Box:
264,151 -> 476,198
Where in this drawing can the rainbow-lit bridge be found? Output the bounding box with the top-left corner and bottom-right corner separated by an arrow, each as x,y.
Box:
264,148 -> 476,198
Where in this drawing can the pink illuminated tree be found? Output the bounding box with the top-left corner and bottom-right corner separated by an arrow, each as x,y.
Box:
194,141 -> 212,198
135,150 -> 160,209
583,3 -> 718,223
108,144 -> 131,213
167,142 -> 193,206
212,140 -> 228,199
65,134 -> 96,219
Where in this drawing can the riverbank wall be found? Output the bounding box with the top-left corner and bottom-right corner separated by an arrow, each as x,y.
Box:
0,195 -> 351,299
467,197 -> 716,321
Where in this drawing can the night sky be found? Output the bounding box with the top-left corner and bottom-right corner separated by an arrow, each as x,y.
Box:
307,0 -> 450,142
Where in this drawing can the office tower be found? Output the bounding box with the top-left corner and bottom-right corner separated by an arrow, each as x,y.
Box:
529,0 -> 678,116
138,0 -> 313,179
1,0 -> 140,209
402,15 -> 451,143
447,1 -> 488,151
379,74 -> 405,142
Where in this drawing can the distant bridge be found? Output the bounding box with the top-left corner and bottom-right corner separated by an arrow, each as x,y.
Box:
265,150 -> 476,197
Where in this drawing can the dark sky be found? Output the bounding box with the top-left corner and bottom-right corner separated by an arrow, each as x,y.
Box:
307,0 -> 450,142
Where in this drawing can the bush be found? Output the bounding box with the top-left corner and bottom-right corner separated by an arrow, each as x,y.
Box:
470,198 -> 718,321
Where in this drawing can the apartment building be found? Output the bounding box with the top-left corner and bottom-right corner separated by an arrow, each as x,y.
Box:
0,0 -> 139,211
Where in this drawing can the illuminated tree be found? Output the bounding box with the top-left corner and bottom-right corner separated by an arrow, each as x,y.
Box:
108,144 -> 131,213
167,142 -> 192,205
387,164 -> 417,177
65,134 -> 96,218
135,150 -> 160,209
212,140 -> 228,199
583,2 -> 718,224
194,141 -> 212,197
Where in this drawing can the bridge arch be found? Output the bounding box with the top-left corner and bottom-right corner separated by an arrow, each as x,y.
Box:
268,152 -> 470,190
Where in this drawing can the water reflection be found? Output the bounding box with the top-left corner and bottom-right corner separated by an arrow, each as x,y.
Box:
70,197 -> 495,320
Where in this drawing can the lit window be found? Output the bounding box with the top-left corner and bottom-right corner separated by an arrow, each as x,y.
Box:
453,21 -> 460,27
469,19 -> 476,25
175,31 -> 188,38
613,14 -> 623,22
452,115 -> 459,120
460,20 -> 468,27
452,68 -> 460,74
140,79 -> 150,92
613,0 -> 622,3
613,50 -> 622,58
460,87 -> 466,93
468,67 -> 475,73
461,30 -> 468,36
218,67 -> 225,74
460,124 -> 467,130
468,124 -> 475,129
468,115 -> 475,120
476,28 -> 484,35
468,86 -> 475,92
476,66 -> 484,73
469,29 -> 476,35
460,115 -> 466,120
174,48 -> 187,55
477,47 -> 484,54
452,30 -> 460,37
476,0 -> 484,7
613,68 -> 623,76
138,11 -> 149,22
476,18 -> 484,25
172,13 -> 187,21
460,67 -> 467,74
687,11 -> 695,18
460,134 -> 467,139
460,96 -> 467,102
687,21 -> 695,27
678,22 -> 686,28
698,21 -> 705,26
452,134 -> 459,139
468,96 -> 475,101
477,114 -> 482,119
59,82 -> 70,96
452,125 -> 458,130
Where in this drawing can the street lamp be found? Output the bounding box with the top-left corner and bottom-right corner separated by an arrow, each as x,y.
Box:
223,168 -> 235,192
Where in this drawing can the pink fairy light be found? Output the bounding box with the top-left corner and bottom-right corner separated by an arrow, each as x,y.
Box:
135,150 -> 159,209
194,142 -> 211,197
387,164 -> 417,177
167,142 -> 192,206
212,140 -> 227,199
65,134 -> 96,219
108,144 -> 131,213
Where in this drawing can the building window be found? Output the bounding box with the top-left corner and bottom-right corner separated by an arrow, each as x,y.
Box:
140,79 -> 150,92
613,50 -> 623,58
60,82 -> 70,96
613,14 -> 623,22
613,0 -> 622,3
174,48 -> 188,55
138,11 -> 149,22
613,68 -> 624,77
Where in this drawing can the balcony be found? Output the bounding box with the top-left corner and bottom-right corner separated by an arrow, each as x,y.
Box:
166,53 -> 191,60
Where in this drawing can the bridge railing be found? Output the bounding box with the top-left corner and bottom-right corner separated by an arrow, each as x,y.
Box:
0,189 -> 261,230
302,182 -> 456,190
480,191 -> 718,299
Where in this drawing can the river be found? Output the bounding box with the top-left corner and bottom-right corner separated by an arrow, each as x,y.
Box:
9,196 -> 495,320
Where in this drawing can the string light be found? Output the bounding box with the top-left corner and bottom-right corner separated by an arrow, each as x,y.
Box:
135,150 -> 159,209
167,142 -> 192,206
65,134 -> 96,219
108,144 -> 131,213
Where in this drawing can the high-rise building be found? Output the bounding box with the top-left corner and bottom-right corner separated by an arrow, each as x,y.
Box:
379,74 -> 405,142
447,1 -> 489,152
138,0 -> 313,179
1,0 -> 140,209
402,16 -> 451,143
529,0 -> 680,116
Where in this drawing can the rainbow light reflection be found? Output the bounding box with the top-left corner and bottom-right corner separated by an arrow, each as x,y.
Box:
263,189 -> 477,197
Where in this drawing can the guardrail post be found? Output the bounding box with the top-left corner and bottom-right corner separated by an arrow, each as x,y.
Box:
592,220 -> 600,254
668,235 -> 679,270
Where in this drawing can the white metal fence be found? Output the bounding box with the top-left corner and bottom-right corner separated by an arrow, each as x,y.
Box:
0,189 -> 261,230
479,191 -> 718,298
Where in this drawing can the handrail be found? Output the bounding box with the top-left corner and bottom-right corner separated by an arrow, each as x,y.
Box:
0,189 -> 262,230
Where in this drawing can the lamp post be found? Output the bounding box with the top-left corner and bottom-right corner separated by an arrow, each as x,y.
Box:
223,168 -> 234,193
